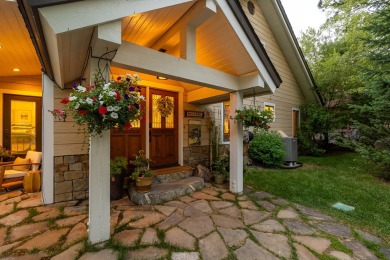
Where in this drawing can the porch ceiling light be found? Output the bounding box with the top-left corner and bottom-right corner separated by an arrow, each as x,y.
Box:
12,68 -> 21,72
157,76 -> 168,80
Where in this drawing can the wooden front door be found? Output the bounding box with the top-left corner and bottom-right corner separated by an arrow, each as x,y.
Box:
110,88 -> 146,160
149,89 -> 178,168
2,94 -> 42,155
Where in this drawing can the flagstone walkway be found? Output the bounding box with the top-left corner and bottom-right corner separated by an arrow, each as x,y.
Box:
0,184 -> 388,260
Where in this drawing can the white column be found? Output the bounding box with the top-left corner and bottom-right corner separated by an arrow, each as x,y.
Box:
41,73 -> 54,204
229,91 -> 244,194
88,130 -> 110,244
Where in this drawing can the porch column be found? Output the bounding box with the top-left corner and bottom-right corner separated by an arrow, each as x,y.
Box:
229,91 -> 244,194
41,73 -> 55,204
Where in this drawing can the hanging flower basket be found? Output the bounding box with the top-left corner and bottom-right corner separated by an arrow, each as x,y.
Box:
232,106 -> 273,130
156,96 -> 174,117
49,70 -> 145,136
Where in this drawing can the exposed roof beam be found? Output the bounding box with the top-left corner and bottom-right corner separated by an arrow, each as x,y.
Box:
187,88 -> 228,103
151,0 -> 216,51
39,0 -> 193,34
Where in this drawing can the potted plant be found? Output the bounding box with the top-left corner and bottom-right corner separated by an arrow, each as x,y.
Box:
232,106 -> 273,130
110,156 -> 128,200
212,155 -> 229,184
130,151 -> 155,193
0,146 -> 13,162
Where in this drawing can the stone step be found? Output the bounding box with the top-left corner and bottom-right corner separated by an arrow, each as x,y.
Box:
129,176 -> 204,205
153,166 -> 194,184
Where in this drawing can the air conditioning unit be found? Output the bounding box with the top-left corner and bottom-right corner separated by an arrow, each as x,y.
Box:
282,137 -> 298,162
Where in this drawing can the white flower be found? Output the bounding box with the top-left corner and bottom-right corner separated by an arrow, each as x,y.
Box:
86,97 -> 94,105
139,95 -> 145,101
113,106 -> 120,112
74,103 -> 80,109
108,91 -> 116,97
103,83 -> 111,90
99,94 -> 104,100
77,86 -> 86,92
69,96 -> 77,101
107,106 -> 114,112
100,101 -> 104,105
110,112 -> 118,119
264,116 -> 268,119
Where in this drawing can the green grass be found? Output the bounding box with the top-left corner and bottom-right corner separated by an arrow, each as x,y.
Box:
244,152 -> 390,242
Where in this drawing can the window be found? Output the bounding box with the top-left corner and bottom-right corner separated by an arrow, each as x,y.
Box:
264,102 -> 275,122
222,102 -> 230,142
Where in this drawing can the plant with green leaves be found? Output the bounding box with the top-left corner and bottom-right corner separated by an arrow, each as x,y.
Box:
248,129 -> 285,167
110,156 -> 128,181
130,150 -> 155,180
233,106 -> 273,130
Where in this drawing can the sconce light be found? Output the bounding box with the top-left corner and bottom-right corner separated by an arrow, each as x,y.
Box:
157,76 -> 168,80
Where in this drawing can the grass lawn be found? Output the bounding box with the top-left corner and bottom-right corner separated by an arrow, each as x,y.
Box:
244,152 -> 390,242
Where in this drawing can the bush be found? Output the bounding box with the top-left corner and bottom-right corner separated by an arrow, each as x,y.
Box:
248,130 -> 286,167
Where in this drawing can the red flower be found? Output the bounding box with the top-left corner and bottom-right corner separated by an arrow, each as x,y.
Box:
117,76 -> 121,81
267,125 -> 271,129
86,85 -> 94,91
115,90 -> 121,101
93,96 -> 97,101
98,106 -> 107,115
61,97 -> 69,104
128,105 -> 133,110
125,123 -> 131,130
78,110 -> 87,115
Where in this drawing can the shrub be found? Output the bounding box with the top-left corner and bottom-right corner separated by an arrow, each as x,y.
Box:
248,130 -> 286,167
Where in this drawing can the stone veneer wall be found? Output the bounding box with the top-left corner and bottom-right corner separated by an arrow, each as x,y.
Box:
183,145 -> 210,168
54,155 -> 89,202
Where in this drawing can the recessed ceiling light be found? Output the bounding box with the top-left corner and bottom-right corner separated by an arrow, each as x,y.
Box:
0,45 -> 3,49
6,0 -> 17,2
12,68 -> 21,72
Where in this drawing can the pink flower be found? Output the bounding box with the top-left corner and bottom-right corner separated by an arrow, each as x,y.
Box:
98,106 -> 107,115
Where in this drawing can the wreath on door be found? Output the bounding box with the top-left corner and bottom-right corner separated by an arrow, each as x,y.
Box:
156,96 -> 174,117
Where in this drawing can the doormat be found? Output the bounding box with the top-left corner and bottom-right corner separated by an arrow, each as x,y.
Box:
154,166 -> 193,175
332,202 -> 355,212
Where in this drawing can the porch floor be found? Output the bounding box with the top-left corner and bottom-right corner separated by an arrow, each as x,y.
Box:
0,185 -> 387,259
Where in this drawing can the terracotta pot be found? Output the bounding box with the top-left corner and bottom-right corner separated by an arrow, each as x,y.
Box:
136,176 -> 153,193
23,170 -> 41,193
214,174 -> 224,184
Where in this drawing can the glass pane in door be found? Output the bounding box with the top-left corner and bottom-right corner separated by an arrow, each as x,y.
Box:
10,100 -> 36,154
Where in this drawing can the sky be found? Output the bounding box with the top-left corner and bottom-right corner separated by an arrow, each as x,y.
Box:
279,0 -> 327,37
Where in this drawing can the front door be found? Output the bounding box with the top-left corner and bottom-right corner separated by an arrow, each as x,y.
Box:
149,89 -> 178,168
2,94 -> 42,155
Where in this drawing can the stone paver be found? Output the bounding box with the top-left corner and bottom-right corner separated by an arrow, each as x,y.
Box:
294,235 -> 331,254
329,250 -> 353,260
251,230 -> 291,258
55,214 -> 87,227
380,248 -> 390,259
0,227 -> 7,246
65,222 -> 87,245
32,208 -> 59,221
51,242 -> 83,260
210,201 -> 234,210
252,191 -> 274,199
156,212 -> 185,230
16,228 -> 69,250
164,200 -> 188,209
272,198 -> 289,205
124,246 -> 169,260
0,210 -> 29,226
314,223 -> 352,238
140,228 -> 159,245
184,205 -> 207,217
128,212 -> 165,228
238,200 -> 258,209
0,203 -> 14,216
218,227 -> 247,247
242,209 -> 270,225
294,243 -> 319,260
257,200 -> 276,211
79,249 -> 118,260
284,220 -> 317,235
178,195 -> 196,203
295,204 -> 336,221
343,240 -> 378,260
211,214 -> 245,229
277,207 -> 300,219
191,191 -> 221,201
251,219 -> 285,233
9,221 -> 49,242
179,216 -> 215,238
171,252 -> 200,260
154,205 -> 177,217
112,229 -> 143,247
221,192 -> 236,200
0,241 -> 21,255
218,205 -> 242,218
189,200 -> 213,213
165,227 -> 196,250
199,231 -> 228,260
110,209 -> 120,235
16,196 -> 42,208
356,229 -> 383,244
235,239 -> 278,260
201,187 -> 219,196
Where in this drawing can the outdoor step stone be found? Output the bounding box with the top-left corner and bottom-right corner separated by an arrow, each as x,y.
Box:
314,223 -> 353,238
211,214 -> 245,229
252,191 -> 275,199
154,205 -> 177,217
221,192 -> 236,201
199,231 -> 228,260
329,250 -> 353,260
51,242 -> 83,260
342,240 -> 378,260
156,212 -> 185,230
140,228 -> 159,245
65,222 -> 87,245
251,231 -> 291,258
0,209 -> 29,226
272,198 -> 289,205
277,207 -> 300,219
191,191 -> 220,201
295,204 -> 336,222
9,221 -> 49,242
189,199 -> 213,214
16,228 -> 69,250
154,169 -> 193,183
284,220 -> 317,235
171,252 -> 200,260
356,229 -> 383,244
242,209 -> 271,225
251,219 -> 285,233
294,235 -> 331,254
210,201 -> 234,210
112,229 -> 143,247
234,239 -> 278,260
129,177 -> 204,205
257,200 -> 276,211
0,227 -> 6,246
127,212 -> 165,228
294,243 -> 319,260
79,249 -> 118,260
178,216 -> 215,238
165,227 -> 196,250
238,200 -> 258,210
217,227 -> 248,247
218,205 -> 242,218
124,246 -> 169,260
55,214 -> 87,227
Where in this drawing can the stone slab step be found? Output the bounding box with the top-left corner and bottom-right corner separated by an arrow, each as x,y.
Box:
129,177 -> 204,205
154,166 -> 194,184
